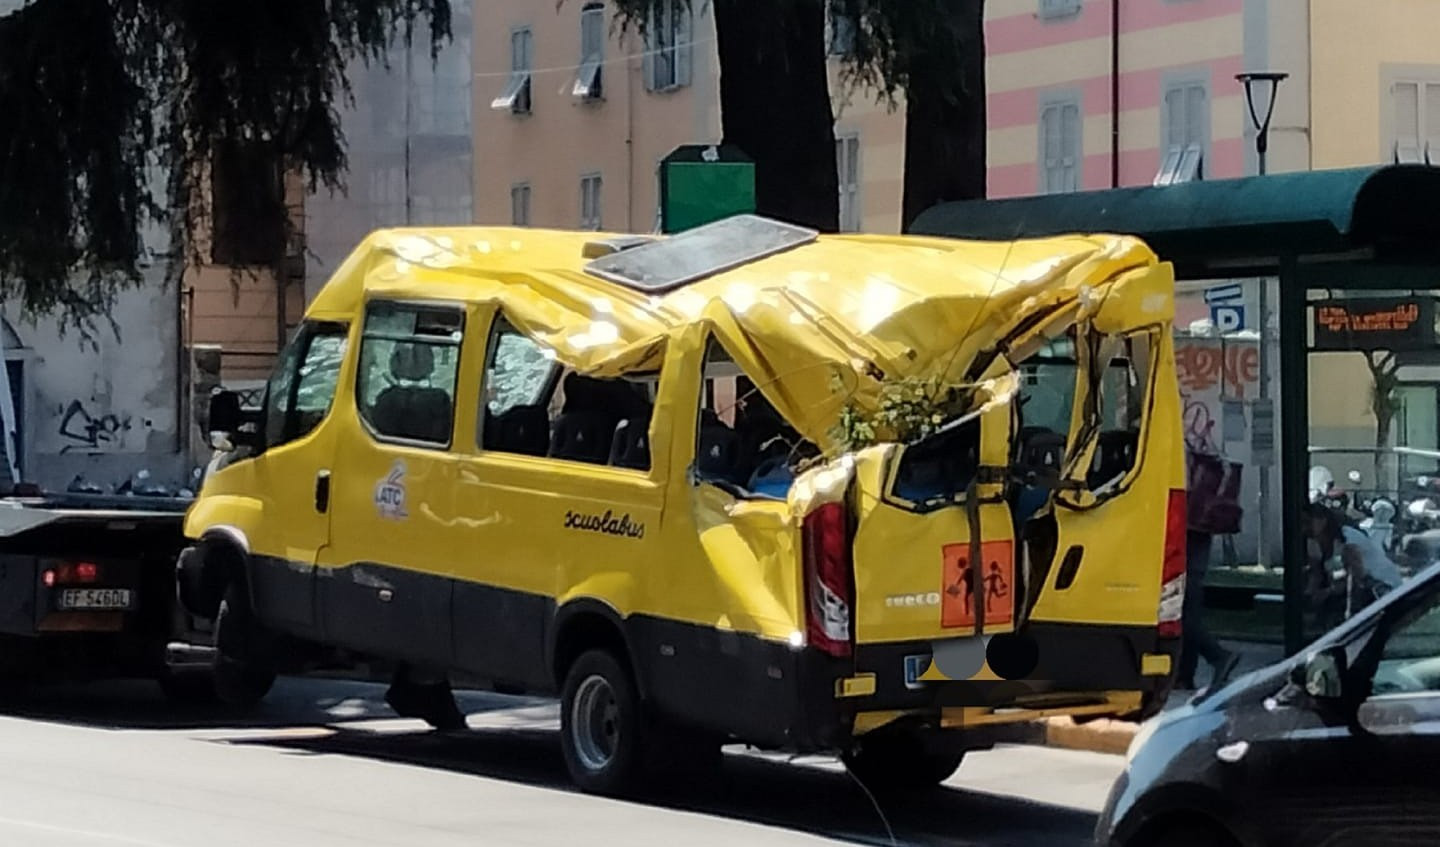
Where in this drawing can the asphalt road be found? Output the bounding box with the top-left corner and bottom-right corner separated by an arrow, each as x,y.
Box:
0,677 -> 1123,847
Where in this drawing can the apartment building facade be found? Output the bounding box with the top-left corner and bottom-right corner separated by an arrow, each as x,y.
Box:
471,1 -> 907,235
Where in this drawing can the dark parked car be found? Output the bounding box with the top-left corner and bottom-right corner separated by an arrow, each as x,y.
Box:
1097,562 -> 1440,847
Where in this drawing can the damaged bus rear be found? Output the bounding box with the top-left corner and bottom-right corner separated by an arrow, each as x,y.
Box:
581,218 -> 1187,778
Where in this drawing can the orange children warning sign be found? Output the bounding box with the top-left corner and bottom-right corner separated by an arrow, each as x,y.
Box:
941,540 -> 1015,628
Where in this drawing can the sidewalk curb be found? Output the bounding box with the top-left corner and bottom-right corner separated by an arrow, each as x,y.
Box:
1034,717 -> 1138,755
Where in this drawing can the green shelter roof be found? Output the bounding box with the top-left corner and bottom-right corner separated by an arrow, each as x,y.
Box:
910,165 -> 1440,278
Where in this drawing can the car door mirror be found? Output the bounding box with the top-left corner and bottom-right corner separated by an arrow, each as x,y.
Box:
1304,646 -> 1348,701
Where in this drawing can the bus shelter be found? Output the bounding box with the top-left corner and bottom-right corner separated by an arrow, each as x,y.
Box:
911,165 -> 1440,655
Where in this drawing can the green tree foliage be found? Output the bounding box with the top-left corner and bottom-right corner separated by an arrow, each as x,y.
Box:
0,0 -> 450,335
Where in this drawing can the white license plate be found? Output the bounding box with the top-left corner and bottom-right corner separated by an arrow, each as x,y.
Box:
56,588 -> 133,611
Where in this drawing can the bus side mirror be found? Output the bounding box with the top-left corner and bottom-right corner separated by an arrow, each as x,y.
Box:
208,390 -> 261,452
208,390 -> 242,436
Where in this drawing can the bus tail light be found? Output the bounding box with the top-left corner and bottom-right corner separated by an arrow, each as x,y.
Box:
802,502 -> 854,658
1158,489 -> 1187,638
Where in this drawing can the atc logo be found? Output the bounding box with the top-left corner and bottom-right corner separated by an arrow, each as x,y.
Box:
374,461 -> 408,520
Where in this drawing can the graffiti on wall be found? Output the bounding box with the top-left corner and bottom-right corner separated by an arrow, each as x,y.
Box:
57,400 -> 134,454
1175,338 -> 1261,453
1175,342 -> 1260,399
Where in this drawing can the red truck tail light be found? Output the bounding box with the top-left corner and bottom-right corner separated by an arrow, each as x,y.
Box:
1158,489 -> 1187,639
44,561 -> 102,586
802,502 -> 853,658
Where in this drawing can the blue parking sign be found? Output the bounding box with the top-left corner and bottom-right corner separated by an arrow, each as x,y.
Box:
1211,304 -> 1246,333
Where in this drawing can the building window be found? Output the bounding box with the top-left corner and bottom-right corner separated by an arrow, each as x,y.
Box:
829,3 -> 858,57
836,134 -> 861,232
1155,80 -> 1208,186
1038,0 -> 1081,19
211,142 -> 286,266
645,2 -> 692,91
492,28 -> 533,114
1392,80 -> 1440,164
356,301 -> 464,447
511,183 -> 532,226
574,3 -> 605,100
580,173 -> 603,230
1039,96 -> 1081,194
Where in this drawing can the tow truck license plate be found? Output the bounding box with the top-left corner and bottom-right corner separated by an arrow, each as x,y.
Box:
56,588 -> 133,611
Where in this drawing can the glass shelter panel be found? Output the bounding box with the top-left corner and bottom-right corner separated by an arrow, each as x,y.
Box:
1304,288 -> 1440,643
1174,277 -> 1284,652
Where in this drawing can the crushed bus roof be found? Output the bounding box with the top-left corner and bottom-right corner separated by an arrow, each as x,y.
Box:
306,216 -> 1173,451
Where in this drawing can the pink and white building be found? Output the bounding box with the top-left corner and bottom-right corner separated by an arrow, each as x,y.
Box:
984,0 -> 1316,197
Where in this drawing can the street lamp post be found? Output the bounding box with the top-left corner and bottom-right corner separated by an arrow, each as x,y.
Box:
1236,72 -> 1290,176
1235,71 -> 1287,571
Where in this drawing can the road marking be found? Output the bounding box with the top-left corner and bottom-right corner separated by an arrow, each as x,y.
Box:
0,815 -> 175,847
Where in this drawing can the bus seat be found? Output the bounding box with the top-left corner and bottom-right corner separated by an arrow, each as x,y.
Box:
484,404 -> 549,456
609,414 -> 652,470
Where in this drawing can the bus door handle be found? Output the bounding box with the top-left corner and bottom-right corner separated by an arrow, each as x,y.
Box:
315,470 -> 331,514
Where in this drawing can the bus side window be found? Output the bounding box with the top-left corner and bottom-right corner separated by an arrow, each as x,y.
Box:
1085,330 -> 1155,492
478,315 -> 657,470
263,321 -> 349,450
355,303 -> 464,447
695,339 -> 815,495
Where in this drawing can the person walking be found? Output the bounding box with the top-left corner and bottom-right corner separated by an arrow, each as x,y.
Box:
1176,529 -> 1240,690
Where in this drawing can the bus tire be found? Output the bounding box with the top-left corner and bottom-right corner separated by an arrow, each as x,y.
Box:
842,733 -> 964,793
560,649 -> 646,796
212,582 -> 276,709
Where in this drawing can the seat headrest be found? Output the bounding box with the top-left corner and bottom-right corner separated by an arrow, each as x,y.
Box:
390,344 -> 435,382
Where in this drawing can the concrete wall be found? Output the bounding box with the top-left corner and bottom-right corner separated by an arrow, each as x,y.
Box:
3,264 -> 188,493
306,0 -> 475,300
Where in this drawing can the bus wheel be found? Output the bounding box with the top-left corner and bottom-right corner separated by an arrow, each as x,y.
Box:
842,733 -> 964,793
561,650 -> 645,796
211,583 -> 276,709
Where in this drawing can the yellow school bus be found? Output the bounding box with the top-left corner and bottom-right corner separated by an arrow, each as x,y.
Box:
177,215 -> 1186,795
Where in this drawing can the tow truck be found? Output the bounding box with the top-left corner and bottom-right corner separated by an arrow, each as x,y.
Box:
0,486 -> 218,701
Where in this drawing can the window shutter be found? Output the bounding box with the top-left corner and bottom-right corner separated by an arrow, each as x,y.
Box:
1044,106 -> 1061,166
1425,83 -> 1440,164
643,12 -> 657,91
1062,103 -> 1080,192
1184,84 -> 1207,148
1395,81 -> 1422,163
676,5 -> 694,88
1164,87 -> 1185,153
